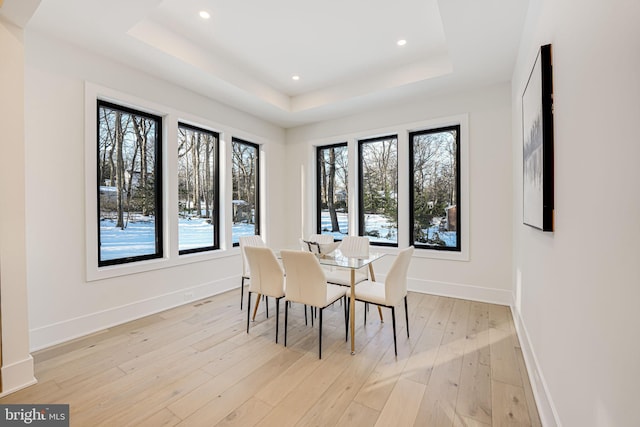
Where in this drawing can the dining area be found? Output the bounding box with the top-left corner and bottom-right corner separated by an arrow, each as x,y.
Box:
0,229 -> 541,426
239,235 -> 414,359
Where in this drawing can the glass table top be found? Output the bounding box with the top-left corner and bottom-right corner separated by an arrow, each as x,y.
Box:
314,249 -> 385,269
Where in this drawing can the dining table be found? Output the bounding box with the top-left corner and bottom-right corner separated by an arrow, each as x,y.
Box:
254,248 -> 385,355
315,249 -> 385,354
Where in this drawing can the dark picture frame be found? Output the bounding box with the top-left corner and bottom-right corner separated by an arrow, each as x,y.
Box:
522,44 -> 554,231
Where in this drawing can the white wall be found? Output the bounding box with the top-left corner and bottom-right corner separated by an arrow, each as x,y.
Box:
23,32 -> 287,351
511,0 -> 640,426
0,19 -> 36,396
285,83 -> 513,303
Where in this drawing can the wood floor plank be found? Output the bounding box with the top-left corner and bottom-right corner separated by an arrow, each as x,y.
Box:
91,368 -> 213,427
214,397 -> 273,427
168,337 -> 285,420
491,380 -> 532,427
254,348 -> 326,407
335,401 -> 380,427
0,290 -> 541,427
177,350 -> 302,427
455,302 -> 492,425
454,414 -> 492,427
375,378 -> 425,427
352,332 -> 409,411
400,325 -> 445,386
413,299 -> 470,427
254,348 -> 352,427
294,317 -> 391,426
134,408 -> 181,427
426,296 -> 455,330
489,327 -> 522,387
514,346 -> 543,427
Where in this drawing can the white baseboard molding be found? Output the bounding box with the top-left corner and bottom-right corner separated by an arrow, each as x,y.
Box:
408,277 -> 512,306
510,304 -> 561,427
0,355 -> 37,397
29,276 -> 238,351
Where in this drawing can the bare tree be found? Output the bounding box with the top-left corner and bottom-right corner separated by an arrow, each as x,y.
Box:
232,142 -> 257,224
115,110 -> 125,229
326,148 -> 340,232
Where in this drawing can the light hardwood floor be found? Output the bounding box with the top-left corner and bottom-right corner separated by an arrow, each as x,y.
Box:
1,290 -> 541,426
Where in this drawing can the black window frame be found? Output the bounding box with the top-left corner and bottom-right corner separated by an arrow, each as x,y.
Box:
231,137 -> 260,247
177,122 -> 220,255
96,99 -> 163,267
358,134 -> 399,247
316,142 -> 349,240
409,124 -> 461,252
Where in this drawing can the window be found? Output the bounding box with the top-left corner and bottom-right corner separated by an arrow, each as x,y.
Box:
316,143 -> 349,240
409,125 -> 461,251
358,135 -> 398,246
97,100 -> 163,266
177,123 -> 219,254
232,138 -> 260,246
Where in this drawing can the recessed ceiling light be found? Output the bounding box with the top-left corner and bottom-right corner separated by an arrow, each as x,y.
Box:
199,11 -> 210,19
292,75 -> 300,81
397,39 -> 407,46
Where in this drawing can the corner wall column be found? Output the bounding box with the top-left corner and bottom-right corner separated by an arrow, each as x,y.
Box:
0,19 -> 36,396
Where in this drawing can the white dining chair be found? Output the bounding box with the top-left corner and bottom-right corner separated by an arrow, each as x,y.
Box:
325,235 -> 370,287
239,235 -> 266,309
244,246 -> 286,343
309,233 -> 334,244
281,250 -> 347,359
352,246 -> 414,356
299,233 -> 335,253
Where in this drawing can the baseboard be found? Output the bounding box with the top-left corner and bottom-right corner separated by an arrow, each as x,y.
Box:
408,277 -> 513,306
0,355 -> 37,397
29,276 -> 238,351
510,304 -> 561,427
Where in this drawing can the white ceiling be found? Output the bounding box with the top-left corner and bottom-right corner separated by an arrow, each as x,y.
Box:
1,0 -> 529,128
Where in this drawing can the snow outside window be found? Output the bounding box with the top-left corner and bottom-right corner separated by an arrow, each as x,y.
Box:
97,100 -> 163,266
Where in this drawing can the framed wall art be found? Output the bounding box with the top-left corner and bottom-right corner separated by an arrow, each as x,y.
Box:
522,44 -> 554,231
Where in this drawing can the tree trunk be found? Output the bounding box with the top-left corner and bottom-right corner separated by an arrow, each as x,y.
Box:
115,111 -> 125,229
194,133 -> 202,216
204,137 -> 212,219
328,148 -> 339,232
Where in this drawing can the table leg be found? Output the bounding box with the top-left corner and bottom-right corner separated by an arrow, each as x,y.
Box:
350,269 -> 356,355
252,293 -> 261,321
368,264 -> 384,322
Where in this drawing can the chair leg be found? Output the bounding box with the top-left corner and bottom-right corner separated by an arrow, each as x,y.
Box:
404,296 -> 410,338
275,298 -> 280,343
284,300 -> 289,347
391,306 -> 397,356
265,296 -> 269,318
364,301 -> 367,325
241,277 -> 245,309
319,307 -> 323,359
304,305 -> 308,325
246,291 -> 251,334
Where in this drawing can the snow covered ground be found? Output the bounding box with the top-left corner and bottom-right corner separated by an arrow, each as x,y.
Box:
100,210 -> 456,261
99,217 -> 254,261
318,211 -> 397,243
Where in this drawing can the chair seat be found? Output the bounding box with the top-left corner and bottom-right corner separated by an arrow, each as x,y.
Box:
353,280 -> 392,306
324,269 -> 367,287
286,283 -> 346,308
326,283 -> 348,306
255,288 -> 285,299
